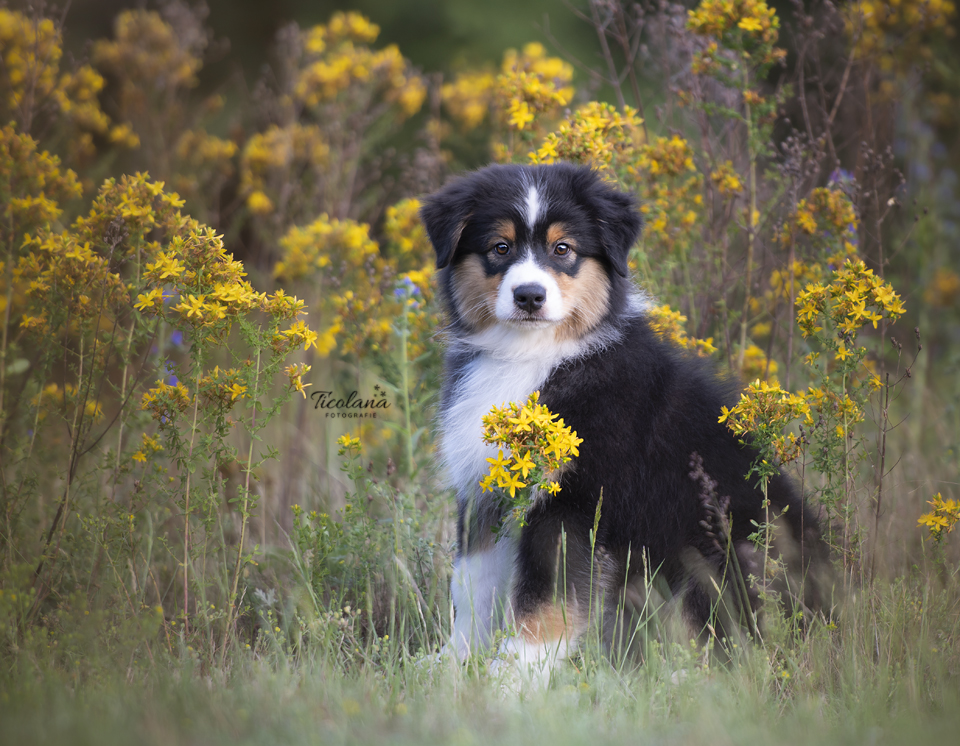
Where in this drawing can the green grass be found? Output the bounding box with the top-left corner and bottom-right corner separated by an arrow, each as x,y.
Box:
2,572 -> 958,746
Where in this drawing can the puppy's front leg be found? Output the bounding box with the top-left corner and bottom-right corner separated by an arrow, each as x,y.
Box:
449,534 -> 516,658
500,505 -> 595,683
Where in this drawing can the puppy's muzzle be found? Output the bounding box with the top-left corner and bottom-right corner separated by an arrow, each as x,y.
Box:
513,283 -> 546,313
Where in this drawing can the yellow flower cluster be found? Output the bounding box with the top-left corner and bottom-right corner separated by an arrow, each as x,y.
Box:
846,0 -> 956,67
284,363 -> 312,399
197,365 -> 249,409
739,343 -> 778,384
275,200 -> 437,360
17,173 -> 184,334
240,124 -> 329,216
918,493 -> 960,543
709,160 -> 744,198
132,432 -> 164,464
633,135 -> 704,252
749,259 -> 824,340
175,129 -> 237,177
275,214 -> 377,282
383,198 -> 432,259
442,42 -> 573,153
275,214 -> 386,356
1,125 -> 82,236
687,0 -> 785,67
924,268 -> 960,308
780,187 -> 859,264
294,12 -> 426,116
336,433 -> 362,456
93,10 -> 204,94
90,8 -> 243,209
647,304 -> 717,356
479,391 -> 583,526
743,188 -> 865,349
499,43 -> 574,132
15,164 -> 317,359
0,127 -> 93,331
0,9 -> 112,160
796,259 -> 905,357
30,382 -> 104,424
529,102 -> 644,177
140,379 -> 192,424
805,384 -> 864,439
440,71 -> 497,130
721,350 -> 872,464
765,260 -> 824,304
80,172 -> 189,250
141,231 -> 259,330
719,379 -> 811,464
638,134 -> 697,177
19,232 -> 127,332
382,199 -> 440,360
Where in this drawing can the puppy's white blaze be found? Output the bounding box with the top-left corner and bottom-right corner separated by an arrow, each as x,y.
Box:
523,184 -> 543,229
449,536 -> 516,657
494,254 -> 564,322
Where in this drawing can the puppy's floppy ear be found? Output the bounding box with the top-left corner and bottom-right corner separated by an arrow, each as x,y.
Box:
419,178 -> 474,270
588,181 -> 643,278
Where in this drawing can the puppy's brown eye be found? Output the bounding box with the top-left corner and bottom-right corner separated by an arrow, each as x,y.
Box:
494,242 -> 510,255
554,242 -> 571,256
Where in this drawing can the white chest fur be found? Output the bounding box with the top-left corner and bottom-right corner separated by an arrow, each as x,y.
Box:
439,320 -> 628,499
440,352 -> 553,498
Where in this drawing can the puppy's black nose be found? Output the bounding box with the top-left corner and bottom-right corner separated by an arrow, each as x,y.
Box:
513,283 -> 546,312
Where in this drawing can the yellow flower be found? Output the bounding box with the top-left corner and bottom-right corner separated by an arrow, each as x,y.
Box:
479,392 -> 583,527
501,470 -> 526,499
247,190 -> 274,215
918,493 -> 960,541
108,123 -> 140,149
134,287 -> 164,312
226,383 -> 247,401
508,100 -> 535,130
511,451 -> 536,479
486,449 -> 511,479
174,294 -> 207,320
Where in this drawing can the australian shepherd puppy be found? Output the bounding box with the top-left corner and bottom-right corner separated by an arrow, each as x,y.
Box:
420,163 -> 824,672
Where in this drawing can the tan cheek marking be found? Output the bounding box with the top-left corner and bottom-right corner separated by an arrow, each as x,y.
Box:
493,219 -> 516,245
552,258 -> 611,342
452,254 -> 499,331
515,602 -> 578,644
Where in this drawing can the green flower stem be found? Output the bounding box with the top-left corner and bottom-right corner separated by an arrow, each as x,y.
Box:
738,69 -> 758,372
226,342 -> 262,649
399,311 -> 414,477
181,362 -> 204,634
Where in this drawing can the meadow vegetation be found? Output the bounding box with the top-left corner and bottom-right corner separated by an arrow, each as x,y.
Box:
0,1 -> 958,743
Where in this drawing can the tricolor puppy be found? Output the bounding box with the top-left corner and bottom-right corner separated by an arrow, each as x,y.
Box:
420,163 -> 823,672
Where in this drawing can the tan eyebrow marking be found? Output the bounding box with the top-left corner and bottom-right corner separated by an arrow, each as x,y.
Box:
546,222 -> 569,246
491,219 -> 516,245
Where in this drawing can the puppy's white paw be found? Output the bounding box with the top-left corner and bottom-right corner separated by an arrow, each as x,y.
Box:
491,635 -> 571,692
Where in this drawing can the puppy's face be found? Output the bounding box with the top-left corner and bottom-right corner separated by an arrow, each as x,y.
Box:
420,164 -> 643,339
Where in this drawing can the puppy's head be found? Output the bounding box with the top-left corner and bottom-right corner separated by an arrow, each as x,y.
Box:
420,164 -> 642,338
